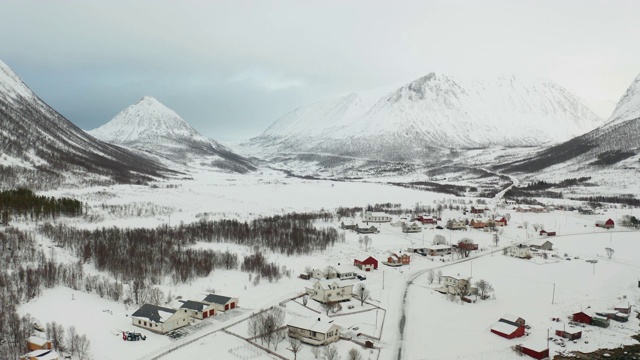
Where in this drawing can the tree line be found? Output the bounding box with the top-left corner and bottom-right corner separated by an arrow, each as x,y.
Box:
0,188 -> 83,225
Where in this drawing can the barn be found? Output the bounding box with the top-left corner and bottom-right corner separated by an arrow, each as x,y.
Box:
595,219 -> 615,229
354,256 -> 378,271
202,294 -> 239,311
572,310 -> 593,324
491,322 -> 525,339
539,230 -> 556,236
519,342 -> 549,359
555,329 -> 582,340
179,300 -> 216,319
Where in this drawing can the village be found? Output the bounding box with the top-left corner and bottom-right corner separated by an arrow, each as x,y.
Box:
15,191 -> 640,360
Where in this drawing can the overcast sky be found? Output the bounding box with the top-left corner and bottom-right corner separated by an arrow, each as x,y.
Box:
1,0 -> 639,141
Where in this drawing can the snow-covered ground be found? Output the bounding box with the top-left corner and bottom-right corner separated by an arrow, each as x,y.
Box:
17,169 -> 640,360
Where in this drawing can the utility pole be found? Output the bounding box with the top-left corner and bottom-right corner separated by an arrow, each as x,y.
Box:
552,283 -> 556,305
383,271 -> 385,290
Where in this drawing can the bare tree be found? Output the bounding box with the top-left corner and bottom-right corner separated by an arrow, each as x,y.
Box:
76,334 -> 90,360
347,348 -> 364,360
492,233 -> 499,247
427,269 -> 435,284
363,235 -> 372,250
323,344 -> 341,360
433,234 -> 447,245
288,330 -> 303,360
523,221 -> 529,230
311,346 -> 321,359
475,279 -> 494,300
302,294 -> 309,306
321,301 -> 337,316
505,213 -> 511,221
532,223 -> 541,232
67,326 -> 78,357
454,279 -> 472,301
436,269 -> 443,284
353,283 -> 370,306
605,247 -> 615,259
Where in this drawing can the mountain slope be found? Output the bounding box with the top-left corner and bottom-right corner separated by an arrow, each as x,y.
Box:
0,59 -> 169,189
250,73 -> 603,161
606,73 -> 640,127
89,97 -> 255,173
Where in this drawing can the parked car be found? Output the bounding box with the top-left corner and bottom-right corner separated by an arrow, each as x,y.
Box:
436,225 -> 444,230
357,274 -> 367,281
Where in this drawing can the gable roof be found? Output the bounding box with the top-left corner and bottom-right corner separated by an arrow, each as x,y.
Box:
131,304 -> 177,323
491,321 -> 520,335
179,300 -> 210,311
202,294 -> 233,305
500,313 -> 524,324
530,239 -> 553,247
288,316 -> 338,333
27,336 -> 50,346
21,349 -> 60,360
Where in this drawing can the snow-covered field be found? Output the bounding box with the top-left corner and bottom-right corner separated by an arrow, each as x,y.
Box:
16,169 -> 640,360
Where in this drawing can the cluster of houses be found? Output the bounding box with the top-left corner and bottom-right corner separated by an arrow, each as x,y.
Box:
470,217 -> 508,229
20,335 -> 59,360
571,303 -> 632,328
131,294 -> 239,334
490,314 -> 550,360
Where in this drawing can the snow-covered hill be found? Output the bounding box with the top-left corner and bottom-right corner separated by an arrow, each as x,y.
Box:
249,73 -> 603,161
606,73 -> 640,127
89,97 -> 255,173
0,59 -> 168,189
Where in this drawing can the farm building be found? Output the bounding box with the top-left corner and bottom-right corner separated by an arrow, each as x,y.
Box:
340,222 -> 357,230
425,244 -> 452,256
416,215 -> 437,224
20,349 -> 60,360
131,304 -> 190,334
595,219 -> 615,229
202,294 -> 239,311
572,310 -> 594,324
499,313 -> 526,327
495,217 -> 508,226
178,300 -> 216,319
595,310 -> 629,322
363,211 -> 392,223
311,267 -> 334,280
518,342 -> 549,360
331,265 -> 357,280
354,256 -> 378,271
470,207 -> 485,214
539,230 -> 556,236
402,221 -> 422,233
509,244 -> 532,259
530,239 -> 553,251
287,317 -> 341,346
306,279 -> 354,303
615,303 -> 632,314
354,225 -> 380,234
591,316 -> 610,328
26,336 -> 52,351
555,329 -> 582,340
470,219 -> 486,229
385,252 -> 410,266
490,321 -> 525,339
578,207 -> 594,215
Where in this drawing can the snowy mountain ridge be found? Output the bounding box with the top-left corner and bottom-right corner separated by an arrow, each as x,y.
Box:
606,73 -> 640,126
251,73 -> 604,160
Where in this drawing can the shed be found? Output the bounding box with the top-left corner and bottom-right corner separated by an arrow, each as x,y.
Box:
354,256 -> 378,271
572,311 -> 593,324
202,294 -> 239,311
491,322 -> 524,339
555,329 -> 582,340
519,342 -> 549,360
614,303 -> 632,314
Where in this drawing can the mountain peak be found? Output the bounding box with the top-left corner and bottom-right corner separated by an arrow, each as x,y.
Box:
607,73 -> 640,126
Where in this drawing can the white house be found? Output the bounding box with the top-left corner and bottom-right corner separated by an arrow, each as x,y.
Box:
330,265 -> 357,280
306,279 -> 354,303
364,211 -> 392,223
425,244 -> 452,256
131,304 -> 190,334
202,294 -> 239,311
402,221 -> 422,233
441,275 -> 473,295
509,244 -> 532,258
287,317 -> 341,345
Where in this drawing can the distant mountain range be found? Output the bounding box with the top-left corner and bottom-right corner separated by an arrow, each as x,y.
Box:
248,73 -> 604,161
89,96 -> 255,173
0,59 -> 169,189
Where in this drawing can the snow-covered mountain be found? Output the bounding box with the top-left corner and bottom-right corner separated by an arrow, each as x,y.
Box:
606,73 -> 640,127
500,73 -> 640,174
250,73 -> 603,161
0,59 -> 168,189
89,97 -> 255,173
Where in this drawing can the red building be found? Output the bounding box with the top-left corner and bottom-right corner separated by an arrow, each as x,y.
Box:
495,217 -> 508,226
386,253 -> 410,266
595,218 -> 615,229
572,311 -> 593,324
539,230 -> 556,236
491,322 -> 525,339
416,215 -> 437,224
470,207 -> 485,214
555,329 -> 582,340
354,256 -> 378,271
519,343 -> 549,360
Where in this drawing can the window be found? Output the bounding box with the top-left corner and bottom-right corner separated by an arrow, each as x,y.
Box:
138,320 -> 141,324
144,321 -> 147,326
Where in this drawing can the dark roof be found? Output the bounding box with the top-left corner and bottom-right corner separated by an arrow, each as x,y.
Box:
131,304 -> 176,323
179,300 -> 209,311
203,294 -> 233,305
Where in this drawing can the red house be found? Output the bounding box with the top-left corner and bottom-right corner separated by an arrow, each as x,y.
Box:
555,329 -> 582,340
491,322 -> 525,339
572,311 -> 593,324
354,256 -> 378,271
416,215 -> 437,224
539,230 -> 556,236
386,253 -> 410,266
495,217 -> 508,226
519,343 -> 549,360
470,207 -> 485,214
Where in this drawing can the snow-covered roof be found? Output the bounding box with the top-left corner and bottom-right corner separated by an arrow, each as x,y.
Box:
21,349 -> 60,360
530,239 -> 553,246
491,321 -> 520,334
27,336 -> 50,346
331,265 -> 356,274
426,244 -> 452,250
179,300 -> 210,311
131,304 -> 177,323
288,317 -> 339,334
368,212 -> 390,217
520,339 -> 548,352
501,313 -> 523,323
203,294 -> 234,305
317,279 -> 353,289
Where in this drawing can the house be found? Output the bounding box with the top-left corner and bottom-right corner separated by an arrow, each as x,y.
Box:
518,342 -> 549,360
340,222 -> 357,230
499,313 -> 526,327
539,229 -> 556,236
20,349 -> 60,360
354,225 -> 380,234
354,256 -> 378,271
416,215 -> 437,224
178,300 -> 216,319
509,244 -> 532,259
572,310 -> 593,324
470,219 -> 486,229
555,329 -> 582,340
447,220 -> 467,230
578,207 -> 594,215
306,279 -> 354,303
363,211 -> 392,223
529,239 -> 553,251
441,275 -> 475,295
470,207 -> 485,214
27,336 -> 52,351
495,217 -> 508,226
331,265 -> 357,280
491,321 -> 525,339
457,239 -> 479,251
202,294 -> 239,311
384,252 -> 410,266
529,205 -> 547,213
287,316 -> 341,346
595,219 -> 615,229
614,303 -> 632,314
425,244 -> 452,256
402,222 -> 422,233
131,304 -> 190,334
